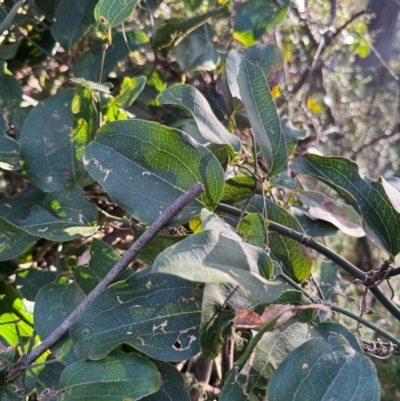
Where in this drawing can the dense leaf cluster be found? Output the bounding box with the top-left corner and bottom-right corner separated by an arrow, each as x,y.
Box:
0,0 -> 398,400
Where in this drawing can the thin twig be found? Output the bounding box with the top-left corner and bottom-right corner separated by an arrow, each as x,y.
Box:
6,183 -> 204,379
216,203 -> 400,322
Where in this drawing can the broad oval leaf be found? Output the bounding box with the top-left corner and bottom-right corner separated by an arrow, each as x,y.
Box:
17,187 -> 98,242
152,229 -> 283,304
34,282 -> 85,364
142,360 -> 190,401
291,154 -> 400,256
59,352 -> 160,401
51,0 -> 98,52
71,270 -> 203,362
237,213 -> 266,247
266,336 -> 380,401
158,84 -> 241,154
83,120 -> 224,225
15,268 -> 57,301
226,50 -> 287,175
94,0 -> 138,32
20,89 -> 97,192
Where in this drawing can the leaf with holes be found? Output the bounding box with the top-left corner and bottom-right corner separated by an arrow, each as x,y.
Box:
71,270 -> 203,362
83,120 -> 224,225
152,229 -> 283,304
226,50 -> 287,175
291,154 -> 400,256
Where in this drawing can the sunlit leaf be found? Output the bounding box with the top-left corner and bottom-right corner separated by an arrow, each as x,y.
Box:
83,120 -> 224,225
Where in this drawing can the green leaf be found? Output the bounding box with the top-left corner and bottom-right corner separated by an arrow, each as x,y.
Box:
266,336 -> 379,401
240,196 -> 312,282
0,61 -> 22,120
221,176 -> 256,203
174,26 -> 220,72
17,187 -> 98,242
36,358 -> 65,401
152,4 -> 230,49
158,84 -> 241,154
297,191 -> 365,238
0,337 -> 16,371
59,352 -> 160,401
183,0 -> 203,12
71,270 -> 203,362
74,32 -> 148,82
0,187 -> 45,261
134,227 -> 187,265
51,0 -> 98,52
20,89 -> 97,192
291,207 -> 338,237
233,0 -> 290,47
200,284 -> 234,361
0,0 -> 24,37
269,172 -> 297,190
226,50 -> 287,175
291,154 -> 400,256
71,78 -> 113,94
83,120 -> 224,225
34,282 -> 85,364
75,238 -> 133,294
0,279 -> 34,346
237,213 -> 266,247
15,268 -> 57,301
152,229 -> 283,304
281,119 -> 307,156
111,76 -> 146,108
94,0 -> 138,32
142,360 -> 190,401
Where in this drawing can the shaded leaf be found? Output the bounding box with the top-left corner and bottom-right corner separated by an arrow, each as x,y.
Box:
183,0 -> 203,12
15,268 -> 57,301
0,187 -> 45,261
20,89 -> 97,192
75,32 -> 148,82
240,196 -> 312,281
142,360 -> 190,401
222,176 -> 256,203
75,238 -> 133,294
95,0 -> 139,32
200,284 -> 234,361
34,0 -> 63,20
233,0 -> 290,47
59,352 -> 160,401
291,154 -> 400,256
111,76 -> 146,108
281,119 -> 307,156
71,270 -> 203,362
297,190 -> 365,238
266,336 -> 379,401
174,25 -> 220,72
36,357 -> 65,401
152,229 -> 283,304
226,50 -> 287,175
0,132 -> 20,171
17,187 -> 98,242
152,4 -> 230,49
291,207 -> 338,237
269,172 -> 297,190
51,0 -> 98,52
34,282 -> 85,364
0,338 -> 16,371
83,120 -> 224,225
158,84 -> 241,154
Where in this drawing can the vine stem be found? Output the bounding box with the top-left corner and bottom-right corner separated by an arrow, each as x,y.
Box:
279,274 -> 400,347
216,203 -> 400,323
7,183 -> 204,379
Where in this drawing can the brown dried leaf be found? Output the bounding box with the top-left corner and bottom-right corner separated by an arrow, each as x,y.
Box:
233,304 -> 330,330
